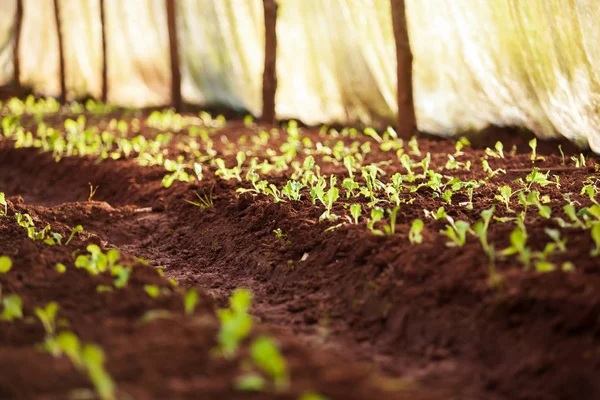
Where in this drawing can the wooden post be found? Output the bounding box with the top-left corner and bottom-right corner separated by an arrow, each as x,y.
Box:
261,0 -> 278,125
53,0 -> 67,101
390,0 -> 416,138
13,0 -> 24,87
100,0 -> 108,103
165,0 -> 182,112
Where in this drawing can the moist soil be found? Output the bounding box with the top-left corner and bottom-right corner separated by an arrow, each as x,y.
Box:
1,112 -> 600,400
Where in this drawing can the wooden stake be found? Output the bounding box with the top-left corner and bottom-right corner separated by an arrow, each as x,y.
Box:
261,0 -> 278,125
100,0 -> 108,103
390,0 -> 416,139
165,0 -> 182,112
53,0 -> 67,102
13,0 -> 23,87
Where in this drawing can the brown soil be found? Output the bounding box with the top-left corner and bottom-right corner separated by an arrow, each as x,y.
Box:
1,111 -> 599,400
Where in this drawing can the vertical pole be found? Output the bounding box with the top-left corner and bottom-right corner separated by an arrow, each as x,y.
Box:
261,0 -> 278,125
13,0 -> 24,87
390,0 -> 416,138
53,0 -> 67,102
100,0 -> 108,103
165,0 -> 182,112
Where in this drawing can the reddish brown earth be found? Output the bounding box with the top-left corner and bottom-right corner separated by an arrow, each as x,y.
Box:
1,112 -> 600,400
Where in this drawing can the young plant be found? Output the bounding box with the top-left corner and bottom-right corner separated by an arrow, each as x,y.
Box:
441,217 -> 471,247
485,141 -> 504,158
367,207 -> 385,235
1,292 -> 23,321
186,187 -> 214,210
65,225 -> 84,245
591,223 -> 600,257
0,256 -> 12,273
248,336 -> 289,390
408,219 -> 424,244
349,204 -> 361,224
529,138 -> 543,162
383,206 -> 400,236
273,228 -> 286,239
162,156 -> 195,188
218,289 -> 253,358
499,227 -> 531,269
281,180 -> 303,201
495,185 -> 515,212
0,192 -> 6,216
184,288 -> 199,316
481,159 -> 506,179
544,228 -> 567,253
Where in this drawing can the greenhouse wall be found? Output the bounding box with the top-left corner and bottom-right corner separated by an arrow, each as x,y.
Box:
1,0 -> 600,151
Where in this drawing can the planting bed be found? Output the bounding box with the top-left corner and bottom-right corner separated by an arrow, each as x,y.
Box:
1,98 -> 599,400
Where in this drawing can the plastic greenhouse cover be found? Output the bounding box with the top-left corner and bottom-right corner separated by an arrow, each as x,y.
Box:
1,0 -> 600,152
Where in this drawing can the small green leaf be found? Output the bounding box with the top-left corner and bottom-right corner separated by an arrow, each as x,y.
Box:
184,289 -> 199,316
144,285 -> 161,298
235,374 -> 266,392
55,263 -> 67,273
0,256 -> 13,273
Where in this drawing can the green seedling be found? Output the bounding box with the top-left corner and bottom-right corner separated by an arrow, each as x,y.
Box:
485,141 -> 504,158
591,223 -> 600,257
367,207 -> 385,235
349,204 -> 361,224
571,153 -> 586,168
1,293 -> 23,321
441,190 -> 453,205
15,213 -> 62,244
383,206 -> 400,235
472,206 -> 495,254
408,136 -> 421,156
363,127 -> 382,143
273,229 -> 287,239
0,192 -> 6,216
481,159 -> 506,179
408,219 -> 424,244
555,204 -> 586,229
88,183 -> 99,202
529,138 -> 545,162
315,185 -> 339,221
236,374 -> 266,392
454,137 -> 470,156
35,302 -> 59,338
218,289 -> 253,357
544,228 -> 567,253
75,245 -> 120,275
361,164 -> 385,205
581,184 -> 599,206
519,190 -> 551,218
249,336 -> 289,391
162,156 -> 195,188
522,167 -> 555,191
343,155 -> 357,179
186,187 -> 214,209
144,285 -> 161,298
65,225 -> 83,245
441,217 -> 470,247
495,185 -> 515,212
0,256 -> 12,273
424,206 -> 447,220
184,288 -> 199,316
281,180 -> 303,201
558,145 -> 566,165
499,227 -> 531,269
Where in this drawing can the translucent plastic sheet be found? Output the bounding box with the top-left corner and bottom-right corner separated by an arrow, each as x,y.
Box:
1,0 -> 600,151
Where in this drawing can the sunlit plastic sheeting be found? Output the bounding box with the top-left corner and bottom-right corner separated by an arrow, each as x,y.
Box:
179,0 -> 264,115
104,0 -> 170,106
276,0 -> 397,127
0,1 -> 16,85
58,0 -> 102,99
408,0 -> 600,152
19,0 -> 61,96
2,0 -> 600,151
